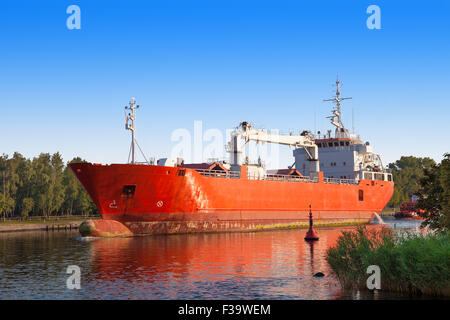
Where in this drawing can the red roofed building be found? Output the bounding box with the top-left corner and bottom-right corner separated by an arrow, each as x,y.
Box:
183,162 -> 229,171
266,168 -> 303,176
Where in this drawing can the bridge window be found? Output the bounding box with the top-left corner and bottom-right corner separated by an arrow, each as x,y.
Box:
358,190 -> 364,201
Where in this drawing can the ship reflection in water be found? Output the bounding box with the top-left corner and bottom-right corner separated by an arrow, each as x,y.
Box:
85,228 -> 344,299
0,218 -> 422,299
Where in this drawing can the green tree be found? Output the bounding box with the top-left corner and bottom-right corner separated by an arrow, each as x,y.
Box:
49,152 -> 65,215
440,154 -> 450,219
75,188 -> 95,215
62,166 -> 79,215
62,158 -> 83,215
31,153 -> 52,217
11,153 -> 31,216
0,152 -> 98,218
0,193 -> 15,221
21,197 -> 34,219
416,153 -> 450,232
62,157 -> 97,216
387,156 -> 436,208
0,153 -> 22,217
30,153 -> 66,217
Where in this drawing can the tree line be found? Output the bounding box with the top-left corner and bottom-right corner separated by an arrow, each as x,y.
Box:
387,154 -> 449,231
387,156 -> 437,208
0,152 -> 96,219
416,153 -> 449,232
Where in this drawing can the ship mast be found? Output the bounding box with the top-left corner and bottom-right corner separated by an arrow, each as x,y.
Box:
125,97 -> 139,164
323,77 -> 352,131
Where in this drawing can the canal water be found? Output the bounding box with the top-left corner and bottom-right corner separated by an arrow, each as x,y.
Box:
0,217 -> 424,300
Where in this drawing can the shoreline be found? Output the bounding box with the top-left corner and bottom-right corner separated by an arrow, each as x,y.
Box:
0,216 -> 411,235
0,218 -> 100,233
0,217 -> 370,235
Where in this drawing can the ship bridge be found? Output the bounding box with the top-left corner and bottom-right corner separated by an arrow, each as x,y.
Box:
294,78 -> 392,182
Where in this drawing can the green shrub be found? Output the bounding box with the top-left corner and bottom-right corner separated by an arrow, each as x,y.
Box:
326,227 -> 450,296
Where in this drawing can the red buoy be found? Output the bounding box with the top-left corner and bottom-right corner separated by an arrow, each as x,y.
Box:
305,205 -> 319,241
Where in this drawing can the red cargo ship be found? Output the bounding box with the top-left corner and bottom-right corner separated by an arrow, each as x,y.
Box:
70,79 -> 394,237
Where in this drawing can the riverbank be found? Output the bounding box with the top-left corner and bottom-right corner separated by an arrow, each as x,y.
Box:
326,227 -> 450,297
380,208 -> 396,216
0,217 -> 100,233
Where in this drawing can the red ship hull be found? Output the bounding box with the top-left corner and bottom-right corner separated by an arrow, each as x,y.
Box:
69,163 -> 394,236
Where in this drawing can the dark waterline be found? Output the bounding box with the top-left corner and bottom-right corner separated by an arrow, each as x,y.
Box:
0,217 -> 424,300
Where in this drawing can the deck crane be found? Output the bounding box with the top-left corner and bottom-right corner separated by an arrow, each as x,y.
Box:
227,121 -> 320,177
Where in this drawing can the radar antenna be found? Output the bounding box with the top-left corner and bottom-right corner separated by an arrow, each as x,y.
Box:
125,98 -> 149,164
323,76 -> 352,130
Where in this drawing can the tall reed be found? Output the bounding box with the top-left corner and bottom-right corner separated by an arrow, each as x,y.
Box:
326,227 -> 450,296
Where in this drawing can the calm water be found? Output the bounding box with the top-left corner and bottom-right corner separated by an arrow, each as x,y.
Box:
0,217 -> 424,300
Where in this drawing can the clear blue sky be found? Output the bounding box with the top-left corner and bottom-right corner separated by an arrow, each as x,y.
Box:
1,0 -> 449,167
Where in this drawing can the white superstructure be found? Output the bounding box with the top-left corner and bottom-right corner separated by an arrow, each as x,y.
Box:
293,78 -> 392,182
225,78 -> 392,183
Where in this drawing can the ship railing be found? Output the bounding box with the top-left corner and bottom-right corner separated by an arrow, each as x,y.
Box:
195,169 -> 241,179
133,161 -> 156,165
323,177 -> 358,185
361,171 -> 393,182
248,174 -> 318,183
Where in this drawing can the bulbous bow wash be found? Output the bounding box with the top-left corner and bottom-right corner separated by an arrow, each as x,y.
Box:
79,219 -> 133,237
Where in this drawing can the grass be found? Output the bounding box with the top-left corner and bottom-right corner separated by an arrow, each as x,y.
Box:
326,227 -> 450,296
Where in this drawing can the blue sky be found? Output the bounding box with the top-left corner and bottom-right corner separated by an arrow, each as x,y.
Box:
1,0 -> 449,167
